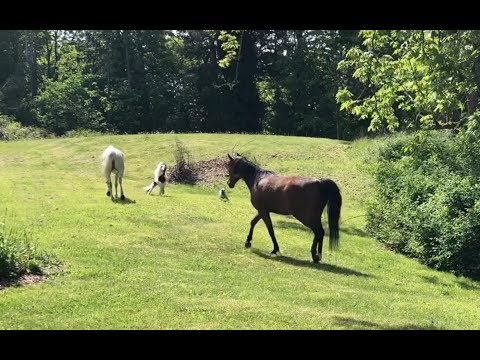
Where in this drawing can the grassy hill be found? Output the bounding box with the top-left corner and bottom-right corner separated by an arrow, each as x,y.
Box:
1,133 -> 479,329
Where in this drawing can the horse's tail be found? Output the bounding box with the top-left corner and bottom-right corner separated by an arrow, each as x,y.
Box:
102,145 -> 124,176
102,152 -> 114,176
318,179 -> 342,251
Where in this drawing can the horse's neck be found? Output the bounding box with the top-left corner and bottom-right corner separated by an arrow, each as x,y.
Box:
242,168 -> 261,192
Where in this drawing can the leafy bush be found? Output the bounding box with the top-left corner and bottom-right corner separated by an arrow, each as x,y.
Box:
0,222 -> 60,280
367,130 -> 480,279
34,45 -> 108,135
168,137 -> 196,184
0,114 -> 51,141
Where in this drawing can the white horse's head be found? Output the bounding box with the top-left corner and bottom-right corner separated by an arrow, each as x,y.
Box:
159,162 -> 167,174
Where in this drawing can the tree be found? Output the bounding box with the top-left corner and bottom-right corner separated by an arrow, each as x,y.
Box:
336,30 -> 480,133
34,43 -> 108,134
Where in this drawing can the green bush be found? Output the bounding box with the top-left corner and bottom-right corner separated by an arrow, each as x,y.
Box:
0,115 -> 51,141
367,130 -> 480,279
0,222 -> 60,280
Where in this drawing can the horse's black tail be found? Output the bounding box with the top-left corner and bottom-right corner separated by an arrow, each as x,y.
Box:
318,179 -> 342,251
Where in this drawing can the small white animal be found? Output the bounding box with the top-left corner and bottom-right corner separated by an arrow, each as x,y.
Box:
219,188 -> 229,201
145,162 -> 167,196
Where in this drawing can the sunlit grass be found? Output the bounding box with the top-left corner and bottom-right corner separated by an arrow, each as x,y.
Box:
0,133 -> 479,329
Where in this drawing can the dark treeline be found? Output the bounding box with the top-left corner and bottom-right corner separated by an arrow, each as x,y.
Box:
0,30 -> 366,139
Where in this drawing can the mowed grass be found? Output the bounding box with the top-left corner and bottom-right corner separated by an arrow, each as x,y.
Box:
1,133 -> 480,329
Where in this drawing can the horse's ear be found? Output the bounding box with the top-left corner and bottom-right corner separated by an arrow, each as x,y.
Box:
236,152 -> 242,157
228,153 -> 233,161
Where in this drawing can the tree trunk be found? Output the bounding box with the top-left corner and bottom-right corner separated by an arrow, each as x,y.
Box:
44,31 -> 52,79
53,30 -> 59,81
469,54 -> 480,114
25,30 -> 38,98
122,30 -> 132,90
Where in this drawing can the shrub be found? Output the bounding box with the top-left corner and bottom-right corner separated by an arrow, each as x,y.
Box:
0,221 -> 60,280
0,114 -> 51,141
168,137 -> 197,184
367,130 -> 480,279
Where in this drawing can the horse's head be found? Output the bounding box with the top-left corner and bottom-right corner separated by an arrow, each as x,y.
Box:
227,153 -> 257,188
227,153 -> 242,188
159,162 -> 167,174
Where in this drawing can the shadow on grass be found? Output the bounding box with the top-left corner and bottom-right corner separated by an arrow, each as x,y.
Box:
341,225 -> 369,238
112,197 -> 136,204
275,220 -> 311,233
333,316 -> 444,330
420,274 -> 480,291
420,275 -> 441,285
251,248 -> 371,278
275,220 -> 369,239
455,278 -> 480,291
0,264 -> 63,292
419,275 -> 455,289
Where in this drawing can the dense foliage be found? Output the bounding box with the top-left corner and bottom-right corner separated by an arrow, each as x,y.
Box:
367,130 -> 480,279
0,30 -> 361,139
338,31 -> 480,279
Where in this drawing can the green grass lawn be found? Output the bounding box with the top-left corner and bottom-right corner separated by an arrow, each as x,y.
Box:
1,133 -> 480,329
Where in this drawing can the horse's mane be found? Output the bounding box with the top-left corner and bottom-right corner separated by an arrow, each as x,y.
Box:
237,156 -> 275,176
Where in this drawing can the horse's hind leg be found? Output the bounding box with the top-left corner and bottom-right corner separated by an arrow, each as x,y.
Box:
119,175 -> 125,200
245,213 -> 262,248
312,226 -> 325,263
114,173 -> 119,198
262,212 -> 281,256
294,207 -> 325,263
106,174 -> 113,200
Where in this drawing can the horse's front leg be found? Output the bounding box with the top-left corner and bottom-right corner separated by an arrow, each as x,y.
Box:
245,213 -> 262,248
262,212 -> 281,256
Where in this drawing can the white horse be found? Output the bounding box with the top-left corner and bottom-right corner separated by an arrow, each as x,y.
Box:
101,145 -> 125,200
144,162 -> 167,196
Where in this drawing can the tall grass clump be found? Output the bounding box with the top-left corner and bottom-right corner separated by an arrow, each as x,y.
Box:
0,220 -> 60,281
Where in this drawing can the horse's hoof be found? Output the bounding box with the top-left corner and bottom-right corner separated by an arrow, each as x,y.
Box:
120,195 -> 125,200
270,250 -> 280,257
245,242 -> 251,248
313,257 -> 320,264
106,191 -> 110,197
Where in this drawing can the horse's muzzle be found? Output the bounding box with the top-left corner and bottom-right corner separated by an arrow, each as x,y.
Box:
227,181 -> 234,188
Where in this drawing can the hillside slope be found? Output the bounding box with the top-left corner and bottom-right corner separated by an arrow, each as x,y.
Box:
0,133 -> 479,329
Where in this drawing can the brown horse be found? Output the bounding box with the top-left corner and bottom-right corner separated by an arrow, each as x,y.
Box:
226,154 -> 342,263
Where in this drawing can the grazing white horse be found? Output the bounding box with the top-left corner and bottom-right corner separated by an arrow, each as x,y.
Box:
145,162 -> 167,196
102,145 -> 125,200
